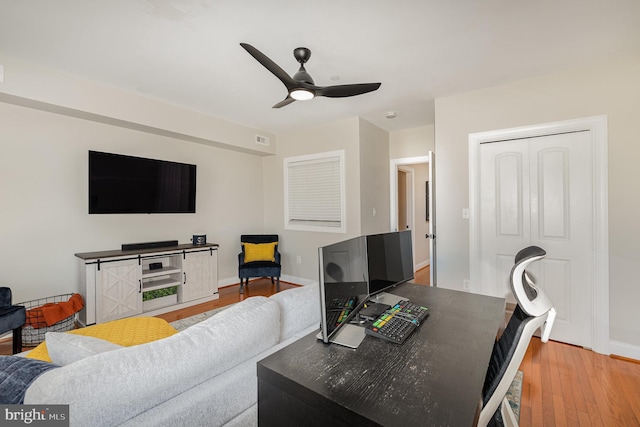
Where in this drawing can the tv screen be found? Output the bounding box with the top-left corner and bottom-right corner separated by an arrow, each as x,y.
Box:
317,236 -> 369,344
89,151 -> 196,214
366,230 -> 414,296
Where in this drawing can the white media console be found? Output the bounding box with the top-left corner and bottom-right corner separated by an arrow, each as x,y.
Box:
76,243 -> 219,325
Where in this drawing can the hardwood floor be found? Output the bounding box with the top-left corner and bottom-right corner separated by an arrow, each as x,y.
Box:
520,337 -> 640,427
3,267 -> 639,426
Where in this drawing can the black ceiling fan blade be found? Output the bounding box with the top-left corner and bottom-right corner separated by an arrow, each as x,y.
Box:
240,43 -> 296,90
316,82 -> 381,98
273,96 -> 296,109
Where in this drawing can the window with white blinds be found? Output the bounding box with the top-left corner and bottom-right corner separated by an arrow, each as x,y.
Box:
284,150 -> 345,233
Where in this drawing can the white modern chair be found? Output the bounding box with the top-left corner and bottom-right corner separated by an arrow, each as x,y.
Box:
478,246 -> 557,427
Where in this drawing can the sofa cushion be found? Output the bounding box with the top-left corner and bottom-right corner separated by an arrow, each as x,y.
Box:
45,332 -> 122,365
24,296 -> 281,427
269,284 -> 320,341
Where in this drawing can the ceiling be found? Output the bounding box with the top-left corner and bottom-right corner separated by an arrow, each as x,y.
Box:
1,0 -> 639,135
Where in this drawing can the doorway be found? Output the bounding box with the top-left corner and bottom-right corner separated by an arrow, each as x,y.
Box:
469,116 -> 609,354
390,156 -> 431,276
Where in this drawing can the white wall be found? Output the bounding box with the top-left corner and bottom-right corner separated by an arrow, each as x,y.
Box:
434,54 -> 640,348
0,102 -> 265,302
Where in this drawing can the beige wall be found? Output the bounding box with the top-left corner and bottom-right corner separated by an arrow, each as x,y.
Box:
262,118 -> 394,283
390,125 -> 434,270
359,118 -> 391,236
0,53 -> 276,156
434,54 -> 640,347
390,125 -> 435,158
0,102 -> 265,302
262,118 -> 363,282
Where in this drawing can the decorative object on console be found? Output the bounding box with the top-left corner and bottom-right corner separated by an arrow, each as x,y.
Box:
0,287 -> 26,354
191,234 -> 207,245
238,235 -> 281,294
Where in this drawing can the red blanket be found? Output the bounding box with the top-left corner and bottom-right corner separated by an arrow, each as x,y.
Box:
25,294 -> 84,328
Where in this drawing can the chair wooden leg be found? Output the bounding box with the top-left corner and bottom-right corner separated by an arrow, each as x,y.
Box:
239,279 -> 245,294
12,326 -> 22,354
276,277 -> 280,292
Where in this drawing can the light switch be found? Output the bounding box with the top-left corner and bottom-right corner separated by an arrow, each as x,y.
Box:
462,208 -> 470,219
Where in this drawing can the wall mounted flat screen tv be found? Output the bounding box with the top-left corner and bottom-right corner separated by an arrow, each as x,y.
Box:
89,151 -> 196,214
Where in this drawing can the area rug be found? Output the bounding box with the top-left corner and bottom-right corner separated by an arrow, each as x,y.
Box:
506,370 -> 523,421
169,305 -> 232,331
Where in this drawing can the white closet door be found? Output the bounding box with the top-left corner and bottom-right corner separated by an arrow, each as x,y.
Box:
479,131 -> 594,348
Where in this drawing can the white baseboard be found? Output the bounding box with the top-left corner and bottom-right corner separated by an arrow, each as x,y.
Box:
415,260 -> 430,271
609,340 -> 640,361
280,274 -> 317,286
218,275 -> 317,289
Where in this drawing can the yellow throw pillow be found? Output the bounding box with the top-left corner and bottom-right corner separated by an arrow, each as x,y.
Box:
26,317 -> 177,362
243,242 -> 277,263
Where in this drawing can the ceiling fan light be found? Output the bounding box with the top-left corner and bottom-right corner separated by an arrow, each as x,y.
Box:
290,88 -> 314,101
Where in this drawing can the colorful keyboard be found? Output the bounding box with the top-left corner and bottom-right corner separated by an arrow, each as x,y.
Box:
364,300 -> 429,344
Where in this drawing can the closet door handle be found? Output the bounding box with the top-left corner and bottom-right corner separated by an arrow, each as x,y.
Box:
183,272 -> 187,284
139,279 -> 142,293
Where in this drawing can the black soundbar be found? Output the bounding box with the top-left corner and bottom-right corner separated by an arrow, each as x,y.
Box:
121,240 -> 179,251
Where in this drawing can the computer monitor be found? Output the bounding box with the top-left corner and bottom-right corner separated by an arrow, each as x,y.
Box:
366,230 -> 414,296
317,236 -> 369,344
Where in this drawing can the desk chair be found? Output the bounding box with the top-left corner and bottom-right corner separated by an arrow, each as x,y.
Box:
238,234 -> 281,294
0,287 -> 26,354
479,246 -> 557,427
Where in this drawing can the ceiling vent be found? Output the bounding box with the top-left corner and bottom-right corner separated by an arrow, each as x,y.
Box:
255,134 -> 270,146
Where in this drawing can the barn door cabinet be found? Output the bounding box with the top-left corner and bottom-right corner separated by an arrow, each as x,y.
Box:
76,243 -> 219,325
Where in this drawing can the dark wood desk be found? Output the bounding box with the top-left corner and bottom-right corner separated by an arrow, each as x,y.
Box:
257,283 -> 505,427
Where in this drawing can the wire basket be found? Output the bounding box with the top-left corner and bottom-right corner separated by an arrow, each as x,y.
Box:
16,293 -> 77,346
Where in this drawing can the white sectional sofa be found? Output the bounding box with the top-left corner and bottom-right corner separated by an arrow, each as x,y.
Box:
23,284 -> 321,426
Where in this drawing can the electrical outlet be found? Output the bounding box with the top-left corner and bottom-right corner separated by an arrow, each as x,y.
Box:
296,255 -> 302,264
463,280 -> 471,291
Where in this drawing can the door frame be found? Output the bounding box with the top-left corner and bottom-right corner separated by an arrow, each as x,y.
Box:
390,156 -> 430,272
397,166 -> 414,233
468,115 -> 609,354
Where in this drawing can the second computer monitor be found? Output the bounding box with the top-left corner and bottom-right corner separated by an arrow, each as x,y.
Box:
366,230 -> 414,296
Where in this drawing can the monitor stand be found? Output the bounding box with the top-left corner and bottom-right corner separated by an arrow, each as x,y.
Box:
316,323 -> 366,349
368,291 -> 406,307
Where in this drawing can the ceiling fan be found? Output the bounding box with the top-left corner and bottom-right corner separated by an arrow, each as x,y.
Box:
240,43 -> 381,108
